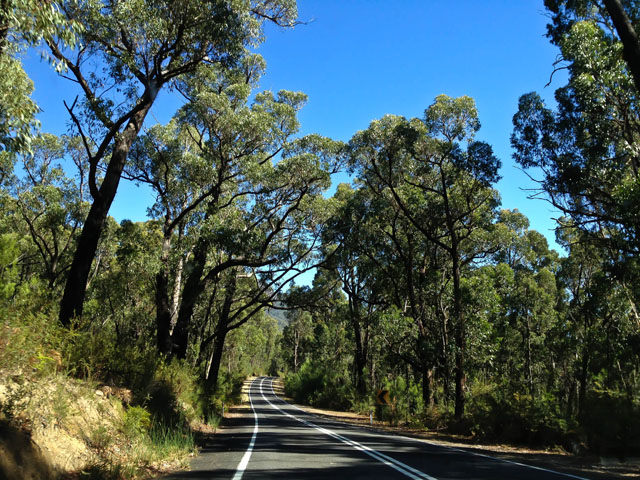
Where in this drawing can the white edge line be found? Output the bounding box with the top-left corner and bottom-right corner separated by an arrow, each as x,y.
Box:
267,377 -> 592,480
262,377 -> 437,480
232,378 -> 260,480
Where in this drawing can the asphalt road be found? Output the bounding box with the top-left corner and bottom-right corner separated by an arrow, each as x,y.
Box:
164,376 -> 595,480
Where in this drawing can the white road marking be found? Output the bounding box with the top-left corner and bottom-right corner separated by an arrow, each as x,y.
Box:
266,377 -> 592,480
440,446 -> 591,480
232,378 -> 259,480
260,378 -> 438,480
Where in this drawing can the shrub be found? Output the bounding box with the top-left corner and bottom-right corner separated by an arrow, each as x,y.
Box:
285,360 -> 354,410
465,382 -> 573,447
581,389 -> 640,457
122,405 -> 152,438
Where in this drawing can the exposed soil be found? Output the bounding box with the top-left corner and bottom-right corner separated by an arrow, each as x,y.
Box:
0,419 -> 58,480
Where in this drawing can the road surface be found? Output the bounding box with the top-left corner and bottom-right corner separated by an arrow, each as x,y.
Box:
164,376 -> 595,480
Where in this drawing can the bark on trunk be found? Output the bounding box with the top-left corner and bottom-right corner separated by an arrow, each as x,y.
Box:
156,237 -> 173,355
578,350 -> 589,419
524,315 -> 534,397
170,250 -> 185,328
206,331 -> 228,393
422,365 -> 434,407
603,0 -> 640,94
205,274 -> 237,391
351,307 -> 368,396
293,330 -> 300,373
452,257 -> 466,420
173,239 -> 209,359
59,98 -> 155,326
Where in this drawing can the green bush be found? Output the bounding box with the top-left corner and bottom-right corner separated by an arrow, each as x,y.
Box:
285,360 -> 354,411
122,405 -> 151,438
465,382 -> 572,447
581,390 -> 640,456
63,320 -> 159,393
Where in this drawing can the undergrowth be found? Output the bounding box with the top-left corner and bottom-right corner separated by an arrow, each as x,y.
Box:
0,290 -> 220,480
285,362 -> 640,456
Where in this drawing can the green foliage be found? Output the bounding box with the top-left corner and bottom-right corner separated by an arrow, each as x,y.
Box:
465,383 -> 572,446
285,359 -> 355,411
208,371 -> 245,415
580,389 -> 640,456
0,233 -> 18,300
122,405 -> 151,438
0,0 -> 80,152
64,321 -> 158,390
148,419 -> 195,459
89,425 -> 113,452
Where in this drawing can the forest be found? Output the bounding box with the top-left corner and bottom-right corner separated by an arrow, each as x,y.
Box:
1,0 -> 640,477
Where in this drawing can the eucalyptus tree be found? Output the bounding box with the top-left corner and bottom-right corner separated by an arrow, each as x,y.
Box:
86,219 -> 160,346
128,119 -> 196,353
362,186 -> 447,406
45,0 -> 298,326
349,95 -> 501,418
323,183 -> 391,395
178,143 -> 337,389
128,55 -> 275,354
128,56 -> 341,365
0,1 -> 78,153
491,209 -> 560,398
7,134 -> 87,289
513,1 -> 640,312
281,308 -> 313,373
555,222 -> 640,416
138,58 -> 342,362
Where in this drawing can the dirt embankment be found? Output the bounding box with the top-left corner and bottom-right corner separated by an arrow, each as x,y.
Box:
0,374 -> 190,479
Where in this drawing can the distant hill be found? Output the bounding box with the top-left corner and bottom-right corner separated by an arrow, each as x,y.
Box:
265,304 -> 290,330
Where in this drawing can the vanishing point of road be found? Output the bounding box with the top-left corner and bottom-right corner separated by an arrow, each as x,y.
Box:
163,376 -> 598,480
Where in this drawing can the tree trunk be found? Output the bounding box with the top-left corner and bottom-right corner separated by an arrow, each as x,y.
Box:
438,299 -> 451,405
206,330 -> 228,393
58,98 -> 155,326
422,365 -> 434,408
524,314 -> 534,397
603,0 -> 640,95
156,235 -> 173,355
205,274 -> 237,391
293,330 -> 300,373
352,311 -> 368,396
452,255 -> 466,420
170,248 -> 185,329
173,238 -> 209,359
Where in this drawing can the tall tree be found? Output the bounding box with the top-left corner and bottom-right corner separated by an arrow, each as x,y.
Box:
514,1 -> 640,309
324,184 -> 389,395
9,134 -> 87,289
349,95 -> 501,418
47,0 -> 297,325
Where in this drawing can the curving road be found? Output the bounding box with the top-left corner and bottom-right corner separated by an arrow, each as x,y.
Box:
164,376 -> 596,480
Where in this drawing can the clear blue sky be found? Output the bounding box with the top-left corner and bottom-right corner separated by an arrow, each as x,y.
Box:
24,0 -> 566,251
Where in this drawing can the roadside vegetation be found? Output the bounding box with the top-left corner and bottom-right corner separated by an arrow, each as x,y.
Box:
1,1 -> 640,478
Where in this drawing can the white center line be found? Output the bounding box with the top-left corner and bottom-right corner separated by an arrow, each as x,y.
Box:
232,378 -> 259,480
260,378 -> 438,480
